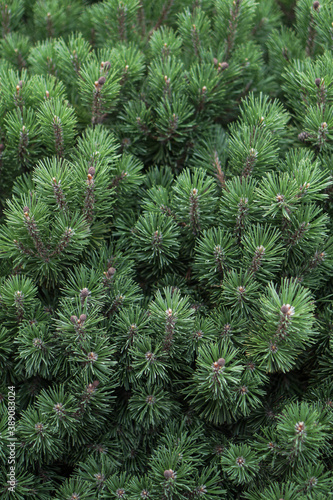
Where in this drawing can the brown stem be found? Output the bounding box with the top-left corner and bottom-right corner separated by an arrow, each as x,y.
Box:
49,227 -> 73,257
225,0 -> 242,61
147,0 -> 174,39
53,116 -> 64,157
1,4 -> 10,36
189,188 -> 200,236
137,0 -> 146,38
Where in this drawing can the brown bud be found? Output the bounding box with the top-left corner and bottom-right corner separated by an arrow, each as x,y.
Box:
219,62 -> 229,71
103,61 -> 111,70
121,137 -> 131,149
315,78 -> 321,87
298,131 -> 309,142
280,304 -> 295,316
70,315 -> 78,324
98,76 -> 106,86
87,383 -> 96,394
87,351 -> 98,361
79,314 -> 87,322
80,288 -> 90,298
295,421 -> 305,433
217,358 -> 225,367
280,304 -> 291,315
313,1 -> 320,10
18,80 -> 23,88
164,469 -> 175,480
213,57 -> 218,66
88,166 -> 96,176
23,206 -> 29,213
107,267 -> 116,277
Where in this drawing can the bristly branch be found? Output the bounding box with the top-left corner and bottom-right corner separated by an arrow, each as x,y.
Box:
225,0 -> 242,60
23,207 -> 47,260
147,0 -> 174,39
213,150 -> 226,190
83,166 -> 96,224
53,116 -> 64,157
49,227 -> 73,257
52,177 -> 68,212
189,188 -> 201,236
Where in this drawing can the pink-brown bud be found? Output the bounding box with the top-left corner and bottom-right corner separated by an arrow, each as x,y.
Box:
80,288 -> 90,298
280,304 -> 290,315
164,469 -> 175,480
107,267 -> 116,277
219,62 -> 229,71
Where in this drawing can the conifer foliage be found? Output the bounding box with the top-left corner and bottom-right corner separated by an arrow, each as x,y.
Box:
0,0 -> 333,498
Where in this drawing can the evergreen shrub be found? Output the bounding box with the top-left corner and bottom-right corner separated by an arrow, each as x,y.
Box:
0,0 -> 333,498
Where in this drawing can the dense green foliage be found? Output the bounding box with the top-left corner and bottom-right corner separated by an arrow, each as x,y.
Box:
0,0 -> 333,498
